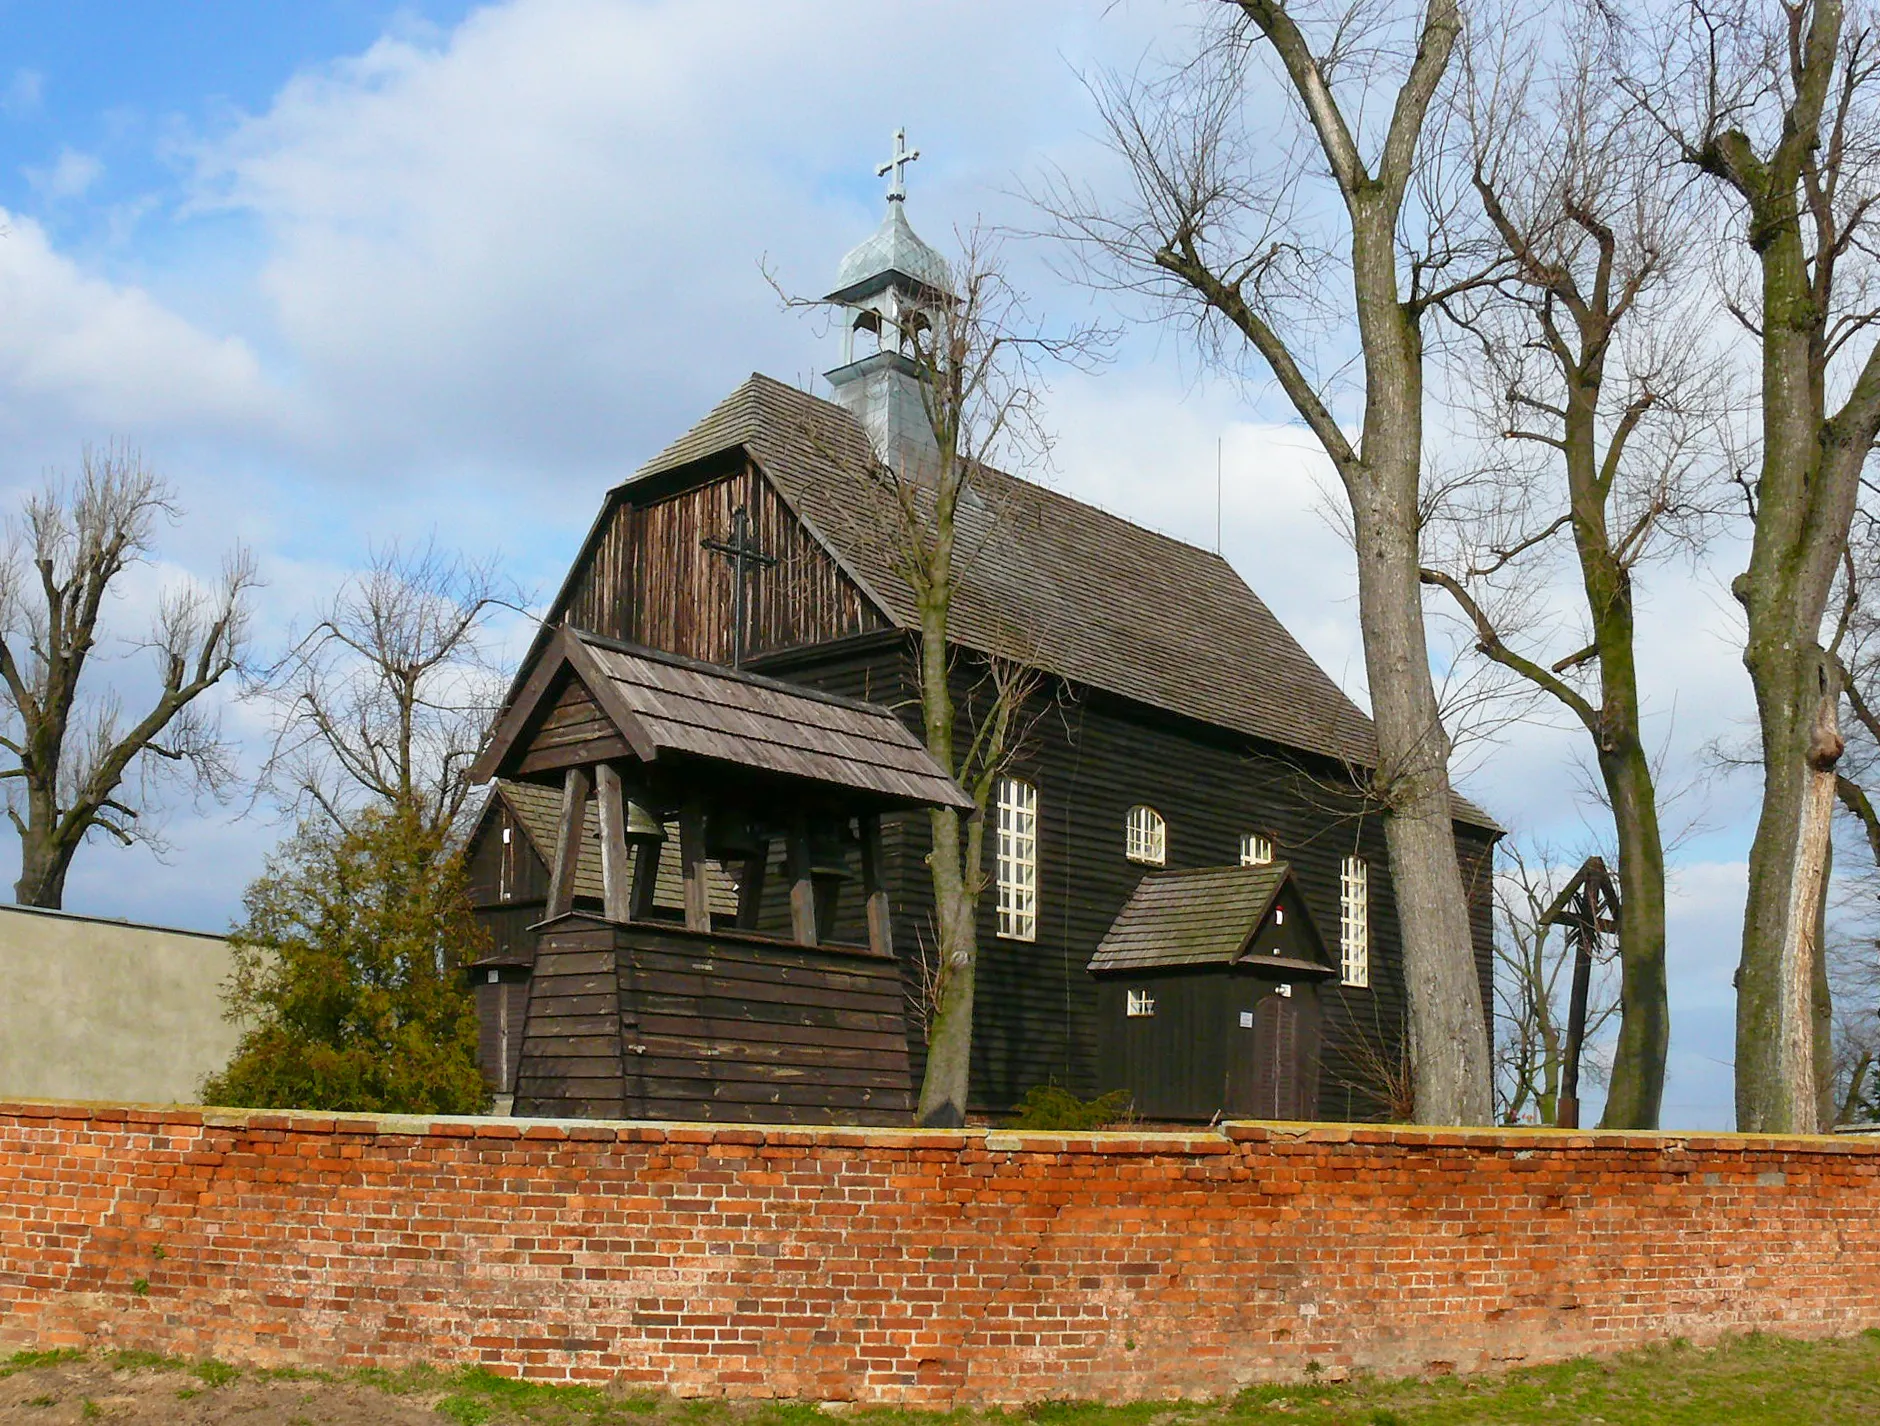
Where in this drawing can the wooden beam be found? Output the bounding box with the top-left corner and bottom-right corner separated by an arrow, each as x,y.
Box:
786,815 -> 818,946
545,764 -> 593,919
736,841 -> 769,931
595,763 -> 632,922
859,814 -> 892,959
629,837 -> 660,921
679,798 -> 711,933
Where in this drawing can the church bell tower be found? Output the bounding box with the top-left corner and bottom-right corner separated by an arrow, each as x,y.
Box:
823,129 -> 952,470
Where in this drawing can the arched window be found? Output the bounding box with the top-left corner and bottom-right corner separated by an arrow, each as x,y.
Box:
1126,805 -> 1167,866
996,776 -> 1038,941
1240,832 -> 1274,867
1340,855 -> 1370,987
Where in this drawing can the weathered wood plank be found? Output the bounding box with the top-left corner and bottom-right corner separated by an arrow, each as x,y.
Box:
516,734 -> 633,776
545,766 -> 592,919
631,1061 -> 912,1092
596,763 -> 633,922
632,990 -> 902,1033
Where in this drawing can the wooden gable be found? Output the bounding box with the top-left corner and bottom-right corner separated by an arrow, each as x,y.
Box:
471,627 -> 971,812
556,456 -> 891,666
1089,863 -> 1335,980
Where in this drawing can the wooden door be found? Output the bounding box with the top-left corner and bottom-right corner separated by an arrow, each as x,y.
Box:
1224,989 -> 1316,1120
1252,993 -> 1299,1118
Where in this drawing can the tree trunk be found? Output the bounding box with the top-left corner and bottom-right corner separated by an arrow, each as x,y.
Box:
1734,238 -> 1854,1130
1347,204 -> 1491,1124
1576,480 -> 1668,1129
917,799 -> 979,1128
1597,738 -> 1668,1127
14,826 -> 74,909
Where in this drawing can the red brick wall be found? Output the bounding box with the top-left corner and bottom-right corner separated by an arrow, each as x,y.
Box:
2,1099 -> 1878,1404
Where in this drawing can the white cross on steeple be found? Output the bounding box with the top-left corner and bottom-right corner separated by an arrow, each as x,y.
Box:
876,127 -> 921,203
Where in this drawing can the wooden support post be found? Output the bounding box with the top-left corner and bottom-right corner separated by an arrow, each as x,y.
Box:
679,798 -> 711,934
545,765 -> 593,919
595,764 -> 632,922
786,815 -> 818,946
629,836 -> 660,921
860,813 -> 892,959
736,841 -> 769,931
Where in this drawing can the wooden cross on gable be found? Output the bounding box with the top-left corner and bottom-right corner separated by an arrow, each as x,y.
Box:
701,505 -> 777,669
877,127 -> 920,202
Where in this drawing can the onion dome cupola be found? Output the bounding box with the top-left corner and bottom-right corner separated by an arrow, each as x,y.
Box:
824,129 -> 952,468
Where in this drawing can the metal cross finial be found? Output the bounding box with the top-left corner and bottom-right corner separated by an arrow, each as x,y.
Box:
876,127 -> 921,203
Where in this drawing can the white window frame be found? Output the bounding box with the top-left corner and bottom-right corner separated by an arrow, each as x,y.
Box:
1340,855 -> 1370,988
1126,988 -> 1156,1017
996,776 -> 1038,942
1125,805 -> 1167,866
1240,832 -> 1274,867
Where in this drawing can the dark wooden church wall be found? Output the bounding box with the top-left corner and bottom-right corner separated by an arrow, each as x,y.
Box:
559,461 -> 890,664
753,633 -> 1497,1122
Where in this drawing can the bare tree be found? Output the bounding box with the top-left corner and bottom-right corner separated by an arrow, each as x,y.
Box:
1039,0 -> 1496,1121
259,541 -> 514,839
0,445 -> 256,907
1421,9 -> 1719,1127
1628,0 -> 1880,1132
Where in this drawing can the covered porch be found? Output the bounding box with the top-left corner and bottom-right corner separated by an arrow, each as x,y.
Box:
468,626 -> 969,1122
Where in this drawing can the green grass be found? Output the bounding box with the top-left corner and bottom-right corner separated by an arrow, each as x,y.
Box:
6,1332 -> 1880,1424
1,1350 -> 86,1380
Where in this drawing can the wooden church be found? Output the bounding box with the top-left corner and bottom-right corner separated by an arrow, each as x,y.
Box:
464,145 -> 1499,1125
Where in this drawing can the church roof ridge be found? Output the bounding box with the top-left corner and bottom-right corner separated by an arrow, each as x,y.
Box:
622,372 -> 1235,564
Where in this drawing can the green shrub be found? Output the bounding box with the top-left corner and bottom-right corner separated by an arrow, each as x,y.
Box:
202,806 -> 489,1116
1006,1084 -> 1133,1131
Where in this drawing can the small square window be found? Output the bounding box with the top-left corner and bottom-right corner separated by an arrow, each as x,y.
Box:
1240,832 -> 1273,866
1127,988 -> 1156,1017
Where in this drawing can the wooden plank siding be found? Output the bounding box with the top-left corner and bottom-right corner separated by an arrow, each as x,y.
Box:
512,916 -> 912,1125
561,461 -> 890,664
750,632 -> 1497,1122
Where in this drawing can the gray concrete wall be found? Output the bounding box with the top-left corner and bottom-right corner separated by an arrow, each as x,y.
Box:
0,904 -> 241,1105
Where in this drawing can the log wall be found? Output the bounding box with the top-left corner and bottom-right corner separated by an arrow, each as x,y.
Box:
513,916 -> 913,1126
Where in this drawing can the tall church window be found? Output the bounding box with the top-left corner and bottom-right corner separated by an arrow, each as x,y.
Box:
1126,805 -> 1167,865
1340,855 -> 1370,988
1240,832 -> 1274,867
996,776 -> 1038,942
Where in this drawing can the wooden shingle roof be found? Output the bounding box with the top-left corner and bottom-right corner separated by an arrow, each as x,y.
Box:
1089,863 -> 1326,973
474,626 -> 972,811
624,374 -> 1496,830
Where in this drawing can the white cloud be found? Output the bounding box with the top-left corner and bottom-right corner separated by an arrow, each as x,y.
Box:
0,209 -> 278,449
185,0 -> 1168,482
24,147 -> 102,201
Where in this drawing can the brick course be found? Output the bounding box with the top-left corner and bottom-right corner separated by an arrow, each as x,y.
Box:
1,1099 -> 1877,1403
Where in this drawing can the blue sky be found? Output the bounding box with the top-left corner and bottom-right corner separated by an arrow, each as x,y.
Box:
0,0 -> 1768,1126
